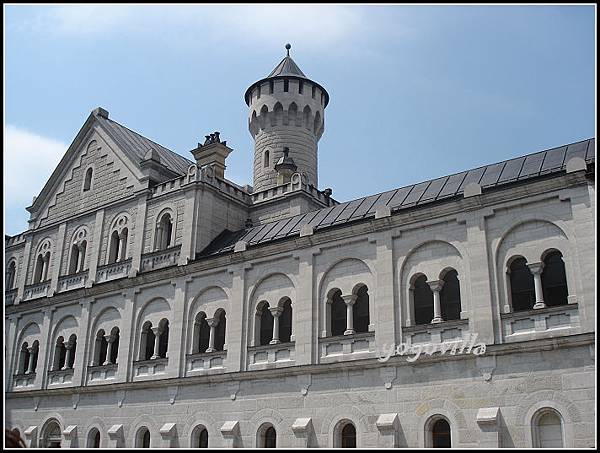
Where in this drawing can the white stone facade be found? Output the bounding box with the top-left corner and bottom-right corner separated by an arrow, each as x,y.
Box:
4,49 -> 596,448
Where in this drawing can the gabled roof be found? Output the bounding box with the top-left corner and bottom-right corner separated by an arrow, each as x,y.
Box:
96,115 -> 194,176
267,56 -> 307,78
199,138 -> 595,258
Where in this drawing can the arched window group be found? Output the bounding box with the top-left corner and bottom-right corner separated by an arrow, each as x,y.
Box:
18,340 -> 39,375
192,310 -> 227,354
255,299 -> 292,346
509,250 -> 568,312
411,270 -> 462,325
140,319 -> 169,361
52,334 -> 77,371
6,260 -> 17,289
154,212 -> 173,251
33,240 -> 52,284
327,285 -> 370,337
108,228 -> 128,264
68,226 -> 89,275
92,327 -> 120,366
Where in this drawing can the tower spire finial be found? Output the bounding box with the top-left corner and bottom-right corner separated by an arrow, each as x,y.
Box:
285,43 -> 291,57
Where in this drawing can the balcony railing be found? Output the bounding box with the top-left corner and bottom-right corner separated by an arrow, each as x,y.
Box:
185,350 -> 227,376
5,288 -> 17,306
87,363 -> 118,384
319,331 -> 376,363
501,303 -> 580,342
140,245 -> 181,273
47,368 -> 74,386
247,342 -> 295,370
13,372 -> 36,388
23,281 -> 51,301
57,270 -> 89,293
95,258 -> 132,284
402,319 -> 470,347
133,357 -> 168,378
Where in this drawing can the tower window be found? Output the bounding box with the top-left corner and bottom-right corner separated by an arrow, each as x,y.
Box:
257,85 -> 261,99
269,80 -> 274,94
284,79 -> 289,92
312,85 -> 316,99
299,81 -> 303,94
264,150 -> 270,168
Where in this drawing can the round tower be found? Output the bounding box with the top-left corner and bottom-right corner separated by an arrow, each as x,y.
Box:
245,44 -> 329,193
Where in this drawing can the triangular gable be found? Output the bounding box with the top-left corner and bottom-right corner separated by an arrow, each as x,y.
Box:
28,108 -> 149,228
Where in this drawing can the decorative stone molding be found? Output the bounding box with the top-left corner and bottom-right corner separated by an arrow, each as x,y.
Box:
234,241 -> 247,253
300,224 -> 314,237
159,422 -> 177,448
72,393 -> 80,409
476,407 -> 502,448
380,366 -> 397,390
376,413 -> 399,448
375,205 -> 392,219
167,385 -> 179,405
62,425 -> 78,448
476,355 -> 497,382
566,156 -> 587,173
291,417 -> 314,447
23,426 -> 38,448
220,420 -> 241,448
116,390 -> 126,408
463,182 -> 482,197
107,424 -> 124,448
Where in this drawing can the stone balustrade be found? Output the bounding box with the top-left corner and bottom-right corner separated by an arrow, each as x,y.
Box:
247,342 -> 295,371
140,245 -> 181,273
95,258 -> 132,284
5,288 -> 17,306
23,281 -> 51,301
319,332 -> 375,363
12,372 -> 36,389
402,319 -> 470,347
57,270 -> 88,293
501,303 -> 580,342
87,363 -> 118,385
133,357 -> 168,379
47,368 -> 74,386
185,350 -> 227,376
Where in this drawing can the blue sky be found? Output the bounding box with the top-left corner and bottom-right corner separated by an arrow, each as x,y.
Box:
4,5 -> 596,235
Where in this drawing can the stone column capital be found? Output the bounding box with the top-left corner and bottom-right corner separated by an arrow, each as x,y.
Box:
527,261 -> 544,275
269,306 -> 284,317
105,334 -> 116,343
342,294 -> 358,306
206,317 -> 220,328
151,326 -> 162,336
427,279 -> 445,292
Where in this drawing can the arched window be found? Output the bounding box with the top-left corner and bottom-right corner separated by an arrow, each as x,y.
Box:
288,102 -> 298,126
33,254 -> 45,284
431,418 -> 451,448
141,322 -> 155,361
214,310 -> 227,351
155,213 -> 173,251
95,329 -> 108,366
259,425 -> 276,448
110,327 -> 120,364
509,257 -> 536,311
353,285 -> 370,333
120,228 -> 128,260
158,320 -> 169,358
19,342 -> 30,374
108,231 -> 120,264
67,334 -> 77,368
83,167 -> 93,191
259,302 -> 274,346
69,244 -> 79,274
6,260 -> 16,289
541,251 -> 568,307
137,427 -> 151,448
533,408 -> 564,448
192,426 -> 209,448
303,106 -> 311,129
440,270 -> 461,321
341,422 -> 356,448
330,290 -> 346,336
413,275 -> 434,325
43,420 -> 62,448
194,313 -> 210,354
53,336 -> 66,371
88,429 -> 101,448
279,299 -> 293,343
264,150 -> 270,168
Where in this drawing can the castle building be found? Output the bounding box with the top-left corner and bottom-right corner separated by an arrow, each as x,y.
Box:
4,45 -> 596,448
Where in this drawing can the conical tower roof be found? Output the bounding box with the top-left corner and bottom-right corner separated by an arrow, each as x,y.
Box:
244,44 -> 329,107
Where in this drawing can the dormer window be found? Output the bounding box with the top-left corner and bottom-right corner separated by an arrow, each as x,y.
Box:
83,168 -> 93,191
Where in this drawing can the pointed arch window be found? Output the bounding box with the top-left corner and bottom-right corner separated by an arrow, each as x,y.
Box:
155,212 -> 173,251
6,260 -> 16,289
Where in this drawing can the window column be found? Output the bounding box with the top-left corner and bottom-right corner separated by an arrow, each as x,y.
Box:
62,341 -> 73,370
26,346 -> 36,374
528,262 -> 546,309
77,244 -> 85,272
150,326 -> 162,359
269,307 -> 284,345
205,318 -> 219,353
41,254 -> 50,282
154,225 -> 163,252
118,234 -> 127,262
104,334 -> 115,365
342,295 -> 357,335
427,280 -> 444,323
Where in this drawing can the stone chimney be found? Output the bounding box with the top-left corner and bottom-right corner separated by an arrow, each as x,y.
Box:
190,131 -> 232,179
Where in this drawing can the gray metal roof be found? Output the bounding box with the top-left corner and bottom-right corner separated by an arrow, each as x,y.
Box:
97,116 -> 194,175
199,138 -> 595,258
267,56 -> 307,78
